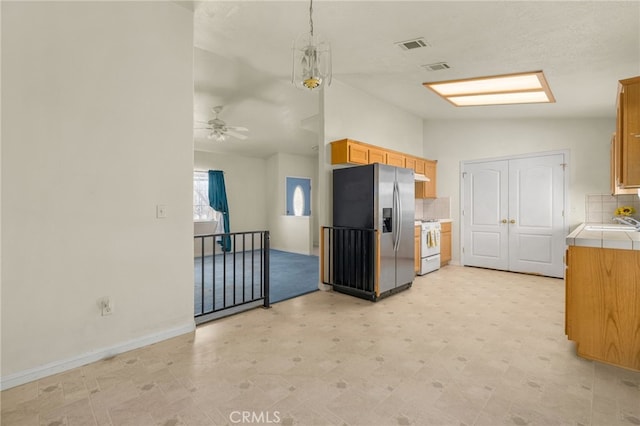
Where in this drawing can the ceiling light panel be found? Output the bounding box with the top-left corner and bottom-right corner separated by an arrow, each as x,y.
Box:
423,71 -> 555,107
448,91 -> 552,107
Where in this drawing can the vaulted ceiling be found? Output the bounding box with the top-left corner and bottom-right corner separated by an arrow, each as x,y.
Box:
192,1 -> 640,158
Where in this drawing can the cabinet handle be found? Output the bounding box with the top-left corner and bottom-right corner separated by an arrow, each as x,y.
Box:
509,219 -> 516,224
634,134 -> 640,138
501,219 -> 507,223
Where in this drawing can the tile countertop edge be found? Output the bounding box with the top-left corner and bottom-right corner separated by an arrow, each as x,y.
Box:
566,223 -> 640,251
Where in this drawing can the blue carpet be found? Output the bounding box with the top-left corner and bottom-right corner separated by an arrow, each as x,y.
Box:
268,249 -> 319,303
194,249 -> 318,315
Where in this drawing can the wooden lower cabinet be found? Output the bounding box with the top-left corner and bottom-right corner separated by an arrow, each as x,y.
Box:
565,246 -> 640,372
440,222 -> 451,266
414,225 -> 421,273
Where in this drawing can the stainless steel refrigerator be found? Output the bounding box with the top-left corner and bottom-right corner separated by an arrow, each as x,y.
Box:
332,163 -> 415,299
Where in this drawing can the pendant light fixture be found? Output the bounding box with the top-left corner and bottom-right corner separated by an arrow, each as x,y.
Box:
292,0 -> 331,90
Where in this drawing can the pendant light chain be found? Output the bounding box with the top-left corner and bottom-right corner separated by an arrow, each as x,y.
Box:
309,0 -> 314,37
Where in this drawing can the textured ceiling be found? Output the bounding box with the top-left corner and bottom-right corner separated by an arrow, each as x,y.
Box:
192,1 -> 640,158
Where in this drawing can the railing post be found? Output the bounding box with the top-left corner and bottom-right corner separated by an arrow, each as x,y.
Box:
263,231 -> 271,308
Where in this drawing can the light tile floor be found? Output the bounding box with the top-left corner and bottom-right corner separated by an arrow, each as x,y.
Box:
2,265 -> 639,426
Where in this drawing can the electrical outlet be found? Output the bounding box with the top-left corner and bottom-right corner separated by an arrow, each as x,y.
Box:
101,298 -> 113,316
156,204 -> 167,219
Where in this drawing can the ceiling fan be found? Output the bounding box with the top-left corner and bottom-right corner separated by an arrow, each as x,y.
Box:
196,105 -> 249,141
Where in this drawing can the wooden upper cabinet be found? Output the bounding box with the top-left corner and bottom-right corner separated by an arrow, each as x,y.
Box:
368,146 -> 386,164
348,143 -> 368,165
618,76 -> 640,187
332,139 -> 364,164
611,133 -> 636,194
331,139 -> 437,199
331,139 -> 385,165
405,156 -> 417,171
416,160 -> 437,199
386,152 -> 405,167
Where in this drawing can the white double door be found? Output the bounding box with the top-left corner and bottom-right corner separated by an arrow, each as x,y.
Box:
462,152 -> 566,278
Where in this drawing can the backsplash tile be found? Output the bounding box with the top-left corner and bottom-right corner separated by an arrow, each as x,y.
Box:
414,200 -> 424,220
420,196 -> 451,220
586,193 -> 640,223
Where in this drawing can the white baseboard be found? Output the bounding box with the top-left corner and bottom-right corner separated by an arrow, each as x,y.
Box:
0,321 -> 196,391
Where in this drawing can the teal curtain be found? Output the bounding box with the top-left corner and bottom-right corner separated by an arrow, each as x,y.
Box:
208,170 -> 231,252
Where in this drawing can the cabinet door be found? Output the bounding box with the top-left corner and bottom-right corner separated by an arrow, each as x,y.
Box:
423,161 -> 437,198
611,133 -> 635,194
387,152 -> 405,167
414,226 -> 421,273
621,78 -> 640,187
415,159 -> 426,175
405,157 -> 417,171
440,222 -> 451,266
368,147 -> 386,164
348,143 -> 369,164
565,248 -> 572,338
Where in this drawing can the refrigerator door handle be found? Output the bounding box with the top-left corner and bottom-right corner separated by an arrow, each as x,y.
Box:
397,179 -> 403,250
393,180 -> 400,252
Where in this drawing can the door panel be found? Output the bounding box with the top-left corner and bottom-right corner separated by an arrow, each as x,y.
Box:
471,232 -> 502,258
509,155 -> 565,277
463,161 -> 509,270
516,234 -> 552,263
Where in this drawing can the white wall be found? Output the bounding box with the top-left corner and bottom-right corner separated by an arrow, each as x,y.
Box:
1,2 -> 194,388
323,80 -> 424,157
266,153 -> 317,255
423,117 -> 614,264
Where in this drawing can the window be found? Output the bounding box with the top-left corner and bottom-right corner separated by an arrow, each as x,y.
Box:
285,177 -> 311,216
193,171 -> 213,221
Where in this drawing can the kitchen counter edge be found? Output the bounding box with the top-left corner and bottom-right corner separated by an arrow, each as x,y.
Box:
566,223 -> 640,251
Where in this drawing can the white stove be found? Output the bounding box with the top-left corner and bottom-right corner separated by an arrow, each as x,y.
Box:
419,220 -> 441,275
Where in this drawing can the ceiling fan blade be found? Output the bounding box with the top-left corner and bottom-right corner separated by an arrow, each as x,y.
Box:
208,131 -> 227,141
226,125 -> 249,132
225,130 -> 248,140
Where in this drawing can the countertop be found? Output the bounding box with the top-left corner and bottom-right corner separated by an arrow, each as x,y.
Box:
566,223 -> 640,250
414,219 -> 452,226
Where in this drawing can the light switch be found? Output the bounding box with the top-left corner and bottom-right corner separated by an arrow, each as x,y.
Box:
156,204 -> 167,218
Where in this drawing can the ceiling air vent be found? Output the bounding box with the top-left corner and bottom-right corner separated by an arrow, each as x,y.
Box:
395,37 -> 430,51
422,62 -> 451,72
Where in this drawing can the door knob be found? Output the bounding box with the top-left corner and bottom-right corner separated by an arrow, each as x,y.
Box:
501,219 -> 507,223
510,219 -> 516,224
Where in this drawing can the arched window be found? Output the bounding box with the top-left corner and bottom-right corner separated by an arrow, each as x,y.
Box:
292,185 -> 305,216
286,177 -> 311,216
